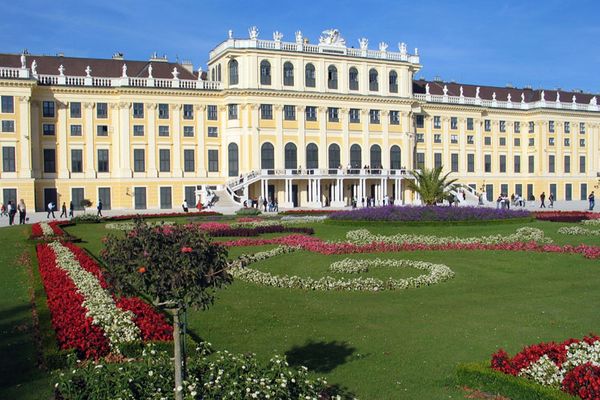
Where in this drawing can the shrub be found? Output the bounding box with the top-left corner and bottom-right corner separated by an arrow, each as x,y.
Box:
71,214 -> 102,224
235,207 -> 262,216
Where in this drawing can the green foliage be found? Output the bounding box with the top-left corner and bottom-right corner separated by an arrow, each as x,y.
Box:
79,199 -> 92,209
235,208 -> 262,216
71,214 -> 102,224
405,166 -> 458,205
100,218 -> 232,310
455,362 -> 575,400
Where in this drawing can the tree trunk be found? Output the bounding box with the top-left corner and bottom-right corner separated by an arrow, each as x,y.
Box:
171,308 -> 184,400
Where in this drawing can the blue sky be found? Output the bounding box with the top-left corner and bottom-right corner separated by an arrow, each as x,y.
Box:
3,0 -> 600,92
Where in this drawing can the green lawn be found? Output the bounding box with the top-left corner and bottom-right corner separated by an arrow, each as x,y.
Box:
61,219 -> 600,399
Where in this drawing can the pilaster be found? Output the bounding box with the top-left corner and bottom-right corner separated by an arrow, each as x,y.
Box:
18,96 -> 32,178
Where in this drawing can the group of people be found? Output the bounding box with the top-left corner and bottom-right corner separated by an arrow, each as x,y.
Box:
46,200 -> 104,219
351,195 -> 394,208
495,193 -> 531,209
0,199 -> 27,225
244,196 -> 279,212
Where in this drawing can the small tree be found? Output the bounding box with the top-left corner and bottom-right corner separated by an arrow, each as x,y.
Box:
100,218 -> 232,400
80,198 -> 92,213
405,166 -> 458,205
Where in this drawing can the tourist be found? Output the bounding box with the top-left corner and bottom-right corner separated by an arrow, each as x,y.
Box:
510,193 -> 515,206
97,199 -> 103,216
182,200 -> 189,212
539,192 -> 546,208
478,194 -> 484,206
548,193 -> 554,208
17,199 -> 26,224
60,202 -> 67,218
273,199 -> 278,212
7,201 -> 16,225
496,195 -> 502,209
0,203 -> 5,217
263,198 -> 267,212
47,201 -> 55,219
69,201 -> 74,217
196,200 -> 202,211
589,191 -> 596,211
361,197 -> 365,208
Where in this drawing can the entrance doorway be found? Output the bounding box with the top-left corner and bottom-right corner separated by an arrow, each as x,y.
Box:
291,184 -> 298,207
44,188 -> 57,210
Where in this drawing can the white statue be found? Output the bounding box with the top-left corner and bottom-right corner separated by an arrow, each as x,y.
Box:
572,95 -> 576,104
492,92 -> 496,101
443,85 -> 448,96
248,26 -> 259,40
31,60 -> 37,75
148,64 -> 153,78
507,93 -> 511,102
319,28 -> 345,46
414,48 -> 418,55
541,90 -> 545,102
295,30 -> 303,44
475,86 -> 480,98
273,31 -> 283,42
122,63 -> 127,78
399,42 -> 407,55
58,64 -> 65,76
556,92 -> 560,103
358,38 -> 369,50
590,96 -> 597,106
197,67 -> 203,81
85,65 -> 92,77
459,86 -> 464,97
521,92 -> 525,103
425,83 -> 430,95
379,42 -> 388,52
228,29 -> 233,39
172,67 -> 179,79
20,52 -> 26,69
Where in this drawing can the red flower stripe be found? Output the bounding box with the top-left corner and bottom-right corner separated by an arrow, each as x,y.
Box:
534,211 -> 600,223
562,363 -> 600,400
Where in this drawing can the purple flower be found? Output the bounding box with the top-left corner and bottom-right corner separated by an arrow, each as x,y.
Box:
329,206 -> 531,222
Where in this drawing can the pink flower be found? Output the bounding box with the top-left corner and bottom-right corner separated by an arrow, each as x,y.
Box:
181,247 -> 193,253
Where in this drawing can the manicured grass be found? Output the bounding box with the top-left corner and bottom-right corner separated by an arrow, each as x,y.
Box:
63,219 -> 600,399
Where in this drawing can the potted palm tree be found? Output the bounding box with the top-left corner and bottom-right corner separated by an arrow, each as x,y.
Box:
405,166 -> 458,205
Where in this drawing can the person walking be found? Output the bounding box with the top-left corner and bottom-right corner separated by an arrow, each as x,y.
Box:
17,199 -> 26,224
96,199 -> 103,217
182,200 -> 188,212
539,192 -> 546,208
47,201 -> 55,219
7,201 -> 16,225
69,201 -> 74,218
548,193 -> 554,208
589,191 -> 596,211
263,197 -> 267,212
60,202 -> 67,218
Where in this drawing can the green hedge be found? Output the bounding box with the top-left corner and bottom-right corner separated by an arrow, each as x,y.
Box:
235,208 -> 262,216
455,362 -> 575,400
325,216 -> 534,227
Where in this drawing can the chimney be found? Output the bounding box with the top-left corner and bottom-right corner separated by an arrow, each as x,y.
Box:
180,60 -> 194,74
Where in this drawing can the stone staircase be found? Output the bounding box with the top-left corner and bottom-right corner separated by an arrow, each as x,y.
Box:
211,189 -> 242,213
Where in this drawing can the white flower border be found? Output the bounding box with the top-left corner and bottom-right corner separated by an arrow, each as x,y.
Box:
230,246 -> 455,292
40,221 -> 56,237
48,241 -> 140,348
558,220 -> 600,236
231,216 -> 327,229
105,221 -> 175,231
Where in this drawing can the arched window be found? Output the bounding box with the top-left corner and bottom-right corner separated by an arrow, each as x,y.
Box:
305,63 -> 316,87
228,59 -> 238,85
261,142 -> 274,170
283,62 -> 294,86
369,68 -> 378,91
328,143 -> 340,169
349,67 -> 359,91
370,144 -> 382,169
306,143 -> 318,169
390,145 -> 401,169
327,65 -> 338,89
228,143 -> 239,176
217,64 -> 222,82
389,70 -> 398,93
284,143 -> 297,169
350,144 -> 362,168
260,60 -> 271,85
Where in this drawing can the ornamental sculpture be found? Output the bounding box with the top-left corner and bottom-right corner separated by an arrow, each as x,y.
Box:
295,31 -> 303,44
521,92 -> 525,103
379,42 -> 388,52
148,64 -> 153,78
273,31 -> 283,42
507,93 -> 511,102
443,85 -> 448,96
58,64 -> 65,76
20,52 -> 26,69
172,67 -> 179,80
556,92 -> 560,103
541,90 -> 545,102
358,37 -> 368,50
399,42 -> 407,55
31,60 -> 37,75
319,28 -> 345,46
459,86 -> 464,97
492,92 -> 496,101
590,96 -> 597,106
122,63 -> 127,78
228,29 -> 233,39
85,65 -> 92,77
475,86 -> 480,98
425,83 -> 430,95
248,26 -> 259,40
572,95 -> 577,104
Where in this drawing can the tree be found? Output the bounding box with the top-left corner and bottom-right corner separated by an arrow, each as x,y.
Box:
100,218 -> 232,400
405,166 -> 458,205
80,198 -> 92,213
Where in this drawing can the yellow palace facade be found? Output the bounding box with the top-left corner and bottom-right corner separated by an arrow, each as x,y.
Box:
0,27 -> 598,211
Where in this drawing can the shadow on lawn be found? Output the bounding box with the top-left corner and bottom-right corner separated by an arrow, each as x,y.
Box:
285,339 -> 358,373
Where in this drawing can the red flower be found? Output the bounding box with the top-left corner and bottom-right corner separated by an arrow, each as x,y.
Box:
181,247 -> 193,253
138,266 -> 147,273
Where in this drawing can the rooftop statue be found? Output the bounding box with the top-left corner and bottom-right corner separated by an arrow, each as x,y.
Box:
521,92 -> 525,103
58,64 -> 65,76
148,64 -> 153,78
590,96 -> 597,106
572,95 -> 576,103
273,31 -> 283,42
319,28 -> 345,46
358,37 -> 368,50
442,85 -> 448,96
541,90 -> 545,101
425,83 -> 430,95
475,86 -> 480,98
228,29 -> 233,39
492,92 -> 496,101
379,42 -> 388,52
172,67 -> 179,79
122,64 -> 127,78
399,42 -> 407,55
459,86 -> 464,97
20,52 -> 26,69
556,92 -> 560,103
85,65 -> 92,78
295,31 -> 303,44
248,26 -> 259,40
31,60 -> 37,75
507,93 -> 511,102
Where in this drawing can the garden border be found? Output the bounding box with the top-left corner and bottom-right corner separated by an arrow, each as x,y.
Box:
325,216 -> 534,227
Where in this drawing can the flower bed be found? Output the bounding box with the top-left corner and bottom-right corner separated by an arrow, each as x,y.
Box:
534,211 -> 600,223
36,241 -> 171,359
491,335 -> 600,399
191,222 -> 314,237
279,209 -> 339,215
558,226 -> 600,236
329,205 -> 531,223
31,220 -> 69,239
105,221 -> 175,231
103,211 -> 222,221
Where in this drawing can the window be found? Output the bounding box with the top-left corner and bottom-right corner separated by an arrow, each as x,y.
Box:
228,104 -> 238,120
328,107 -> 339,122
390,111 -> 400,125
159,149 -> 170,172
514,155 -> 521,173
284,143 -> 297,169
565,183 -> 572,201
369,110 -> 380,124
548,137 -> 555,146
43,123 -> 55,136
43,149 -> 55,173
564,155 -> 571,173
467,135 -> 474,144
564,138 -> 570,147
451,134 -> 458,144
529,137 -> 535,146
484,137 -> 491,146
528,155 -> 535,173
133,149 -> 145,172
133,102 -> 144,118
97,149 -> 109,172
434,153 -> 442,169
499,120 -> 506,132
349,67 -> 359,90
159,126 -> 169,137
467,154 -> 475,172
499,155 -> 506,173
70,124 -> 82,136
579,155 -> 586,173
514,121 -> 520,133
1,96 -> 14,113
134,187 -> 147,210
228,59 -> 238,85
284,105 -> 296,121
183,104 -> 193,119
451,153 -> 459,172
515,184 -> 523,197
350,144 -> 362,168
484,119 -> 491,132
529,121 -> 535,133
260,104 -> 273,120
183,126 -> 194,137
499,137 -> 506,146
564,121 -> 570,133
433,116 -> 441,129
283,62 -> 294,86
306,143 -> 318,169
416,152 -> 425,170
2,120 -> 14,132
207,105 -> 218,120
580,138 -> 585,147
208,127 -> 218,137
327,65 -> 338,89
261,142 -> 274,169
133,125 -> 144,136
70,102 -> 81,118
158,104 -> 169,119
416,133 -> 424,143
434,134 -> 441,143
70,149 -> 83,173
260,60 -> 271,85
97,125 -> 108,136
2,146 -> 15,172
208,149 -> 219,172
484,154 -> 491,173
305,106 -> 317,121
549,155 -> 555,173
160,187 -> 172,209
305,64 -> 316,87
71,188 -> 84,211
96,102 -> 107,119
329,144 -> 341,169
416,115 -> 424,128
370,145 -> 381,168
42,101 -> 55,118
184,149 -> 195,172
450,117 -> 458,130
349,109 -> 360,123
579,122 -> 585,134
549,120 -> 555,133
228,143 -> 238,176
467,118 -> 474,130
184,186 -> 195,207
368,68 -> 378,91
390,145 -> 401,169
581,183 -> 588,201
514,137 -> 521,146
389,71 -> 398,93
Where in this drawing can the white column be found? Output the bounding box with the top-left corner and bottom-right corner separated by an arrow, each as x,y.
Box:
118,102 -> 131,177
18,96 -> 32,178
317,178 -> 322,206
110,103 -> 122,176
172,104 -> 182,177
30,101 -> 41,178
83,102 -> 96,177
57,101 -> 69,178
361,109 -> 369,167
382,110 -> 390,169
308,178 -> 313,203
195,104 -> 206,177
260,178 -> 265,199
146,103 -> 158,177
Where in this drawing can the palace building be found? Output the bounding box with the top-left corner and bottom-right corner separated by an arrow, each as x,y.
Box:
0,27 -> 598,211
